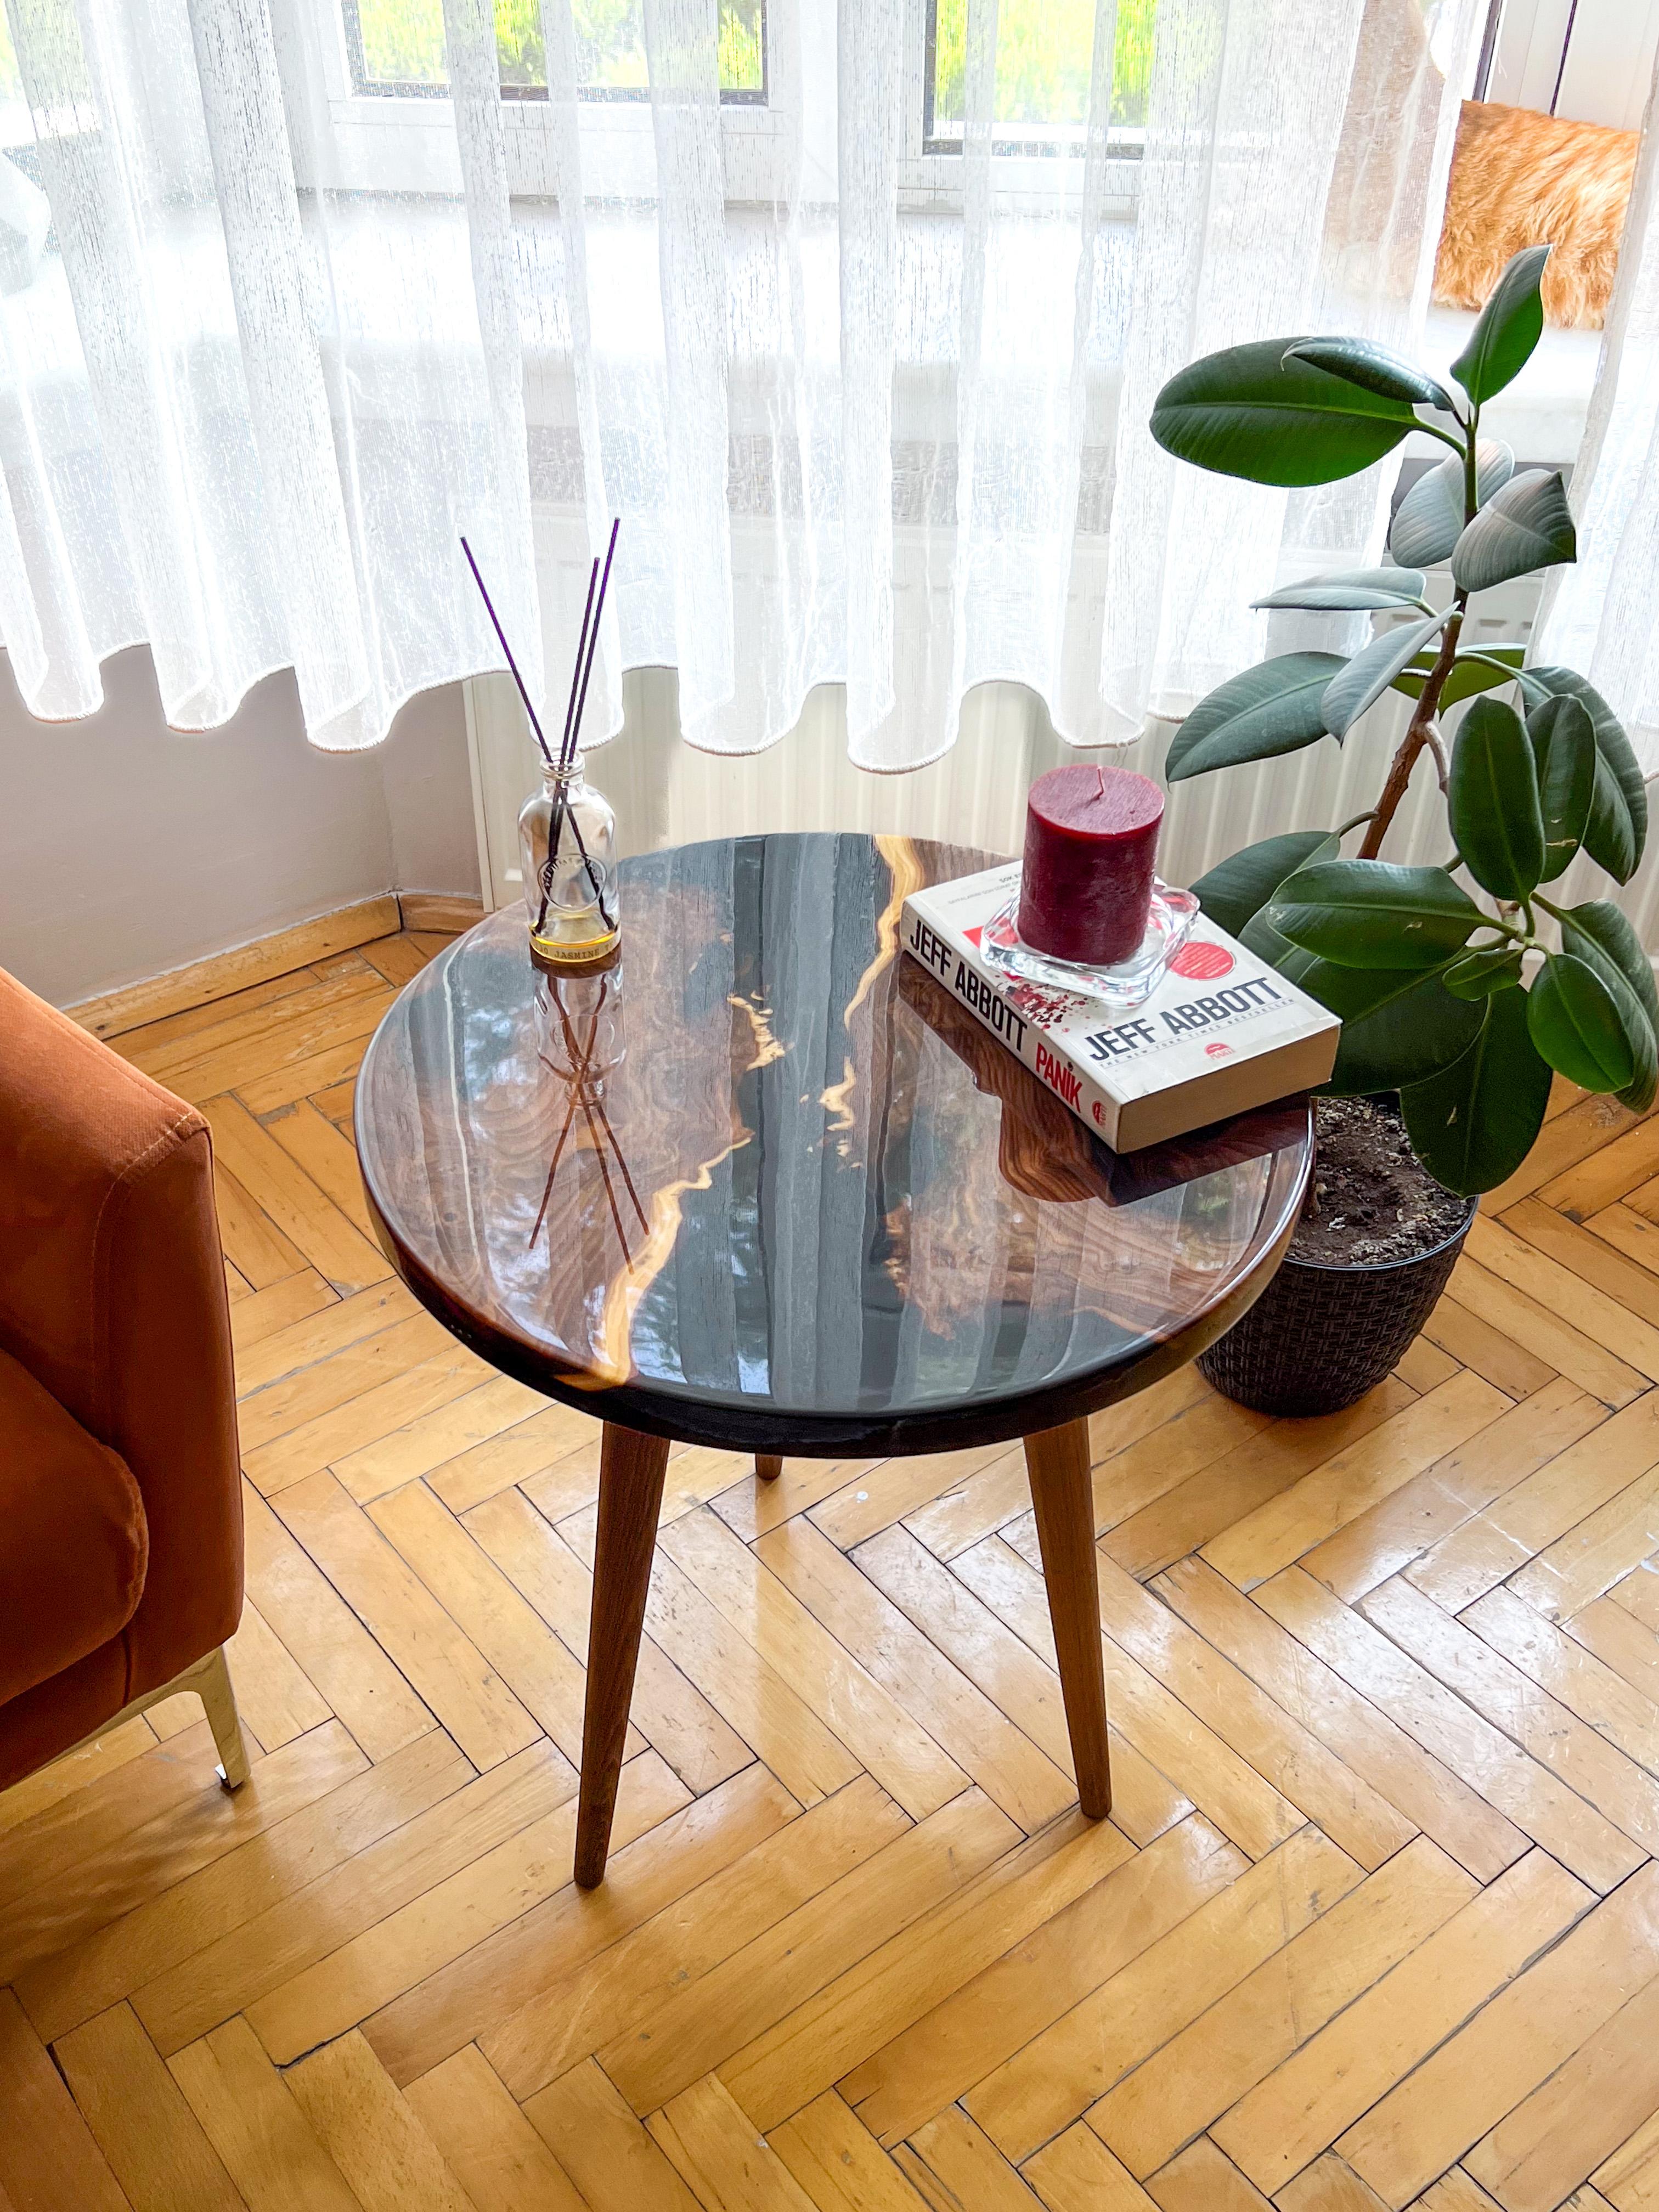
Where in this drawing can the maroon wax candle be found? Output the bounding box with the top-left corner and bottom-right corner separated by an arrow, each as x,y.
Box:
1017,764 -> 1164,966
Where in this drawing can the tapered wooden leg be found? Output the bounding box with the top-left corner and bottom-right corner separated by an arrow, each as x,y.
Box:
756,1455 -> 782,1481
575,1422 -> 671,1886
1024,1418 -> 1111,1819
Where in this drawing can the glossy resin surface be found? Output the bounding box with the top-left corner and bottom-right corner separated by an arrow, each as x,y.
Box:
356,833 -> 1313,1452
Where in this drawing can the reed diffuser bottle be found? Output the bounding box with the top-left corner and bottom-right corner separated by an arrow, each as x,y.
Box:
518,752 -> 620,972
461,515 -> 625,975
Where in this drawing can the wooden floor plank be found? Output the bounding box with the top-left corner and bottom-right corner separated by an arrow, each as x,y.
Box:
284,2032 -> 475,2212
402,2045 -> 585,2210
371,1762 -> 805,2092
1086,1836 -> 1475,2177
1154,1558 -> 1528,1880
244,1752 -> 682,2065
1209,1849 -> 1591,2197
522,2058 -> 701,2211
464,1485 -> 751,1796
842,1815 -> 1245,2150
964,1827 -> 1363,2165
132,1740 -> 569,2057
950,1533 -> 1293,1858
755,1520 -> 1075,1834
769,2090 -> 939,2210
17,1732 -> 472,2048
273,1472 -> 542,1771
659,1508 -> 970,1819
1254,1568 -> 1645,1892
1340,1861 -> 1659,2207
167,2016 -> 361,2212
54,2001 -> 246,2212
717,1801 -> 1133,2131
0,1988 -> 131,2212
597,1790 -> 1015,2116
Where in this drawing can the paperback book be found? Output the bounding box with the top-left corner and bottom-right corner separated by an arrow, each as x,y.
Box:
902,862 -> 1341,1152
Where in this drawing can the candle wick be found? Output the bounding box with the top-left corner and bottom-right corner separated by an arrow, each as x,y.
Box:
1094,766 -> 1107,801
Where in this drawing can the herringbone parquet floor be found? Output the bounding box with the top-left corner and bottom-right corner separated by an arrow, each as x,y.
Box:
7,923 -> 1659,2212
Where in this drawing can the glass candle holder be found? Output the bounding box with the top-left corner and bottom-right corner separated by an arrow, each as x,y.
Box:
518,752 -> 621,972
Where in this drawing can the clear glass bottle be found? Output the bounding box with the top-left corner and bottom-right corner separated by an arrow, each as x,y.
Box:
518,752 -> 620,970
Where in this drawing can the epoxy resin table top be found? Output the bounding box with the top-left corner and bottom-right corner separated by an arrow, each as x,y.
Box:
355,833 -> 1313,1454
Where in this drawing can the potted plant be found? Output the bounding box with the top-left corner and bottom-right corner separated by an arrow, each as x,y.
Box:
1150,246 -> 1652,1414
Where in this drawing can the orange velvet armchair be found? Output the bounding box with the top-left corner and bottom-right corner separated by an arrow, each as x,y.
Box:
0,965 -> 248,1793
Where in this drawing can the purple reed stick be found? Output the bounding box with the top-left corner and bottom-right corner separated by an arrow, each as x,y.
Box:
460,535 -> 552,768
566,516 -> 620,772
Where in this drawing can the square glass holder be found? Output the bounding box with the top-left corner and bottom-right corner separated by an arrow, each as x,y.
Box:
980,878 -> 1200,1009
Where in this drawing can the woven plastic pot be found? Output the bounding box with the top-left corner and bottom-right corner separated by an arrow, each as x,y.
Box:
1197,1197 -> 1476,1417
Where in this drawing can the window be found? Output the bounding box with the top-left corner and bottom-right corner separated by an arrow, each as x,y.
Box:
341,0 -> 768,105
922,0 -> 1157,155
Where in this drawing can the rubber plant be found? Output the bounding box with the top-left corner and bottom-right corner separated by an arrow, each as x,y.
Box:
1150,245 -> 1652,1195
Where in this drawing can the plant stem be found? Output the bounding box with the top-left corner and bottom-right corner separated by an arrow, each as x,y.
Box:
1357,595 -> 1465,859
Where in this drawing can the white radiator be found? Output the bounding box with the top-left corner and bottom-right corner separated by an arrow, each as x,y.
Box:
466,567 -> 1659,948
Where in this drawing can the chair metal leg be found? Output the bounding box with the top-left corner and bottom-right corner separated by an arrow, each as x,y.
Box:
196,1645 -> 251,1791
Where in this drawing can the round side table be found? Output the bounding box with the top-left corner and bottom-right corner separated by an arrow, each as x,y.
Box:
356,832 -> 1312,1883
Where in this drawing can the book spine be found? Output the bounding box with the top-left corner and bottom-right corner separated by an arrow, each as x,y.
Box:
902,907 -> 1121,1145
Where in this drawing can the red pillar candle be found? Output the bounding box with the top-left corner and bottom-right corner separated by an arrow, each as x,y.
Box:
1017,764 -> 1164,967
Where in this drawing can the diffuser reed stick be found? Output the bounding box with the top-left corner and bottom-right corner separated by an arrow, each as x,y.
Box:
460,524 -> 622,936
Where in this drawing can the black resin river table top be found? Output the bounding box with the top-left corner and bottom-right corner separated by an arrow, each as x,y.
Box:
355,833 -> 1313,1456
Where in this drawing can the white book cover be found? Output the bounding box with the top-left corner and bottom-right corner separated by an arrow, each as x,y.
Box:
902,862 -> 1341,1152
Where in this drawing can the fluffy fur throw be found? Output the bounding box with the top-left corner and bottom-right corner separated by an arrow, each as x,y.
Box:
1434,99 -> 1637,330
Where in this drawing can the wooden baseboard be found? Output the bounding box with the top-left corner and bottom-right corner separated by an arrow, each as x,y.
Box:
67,894 -> 402,1042
398,892 -> 486,934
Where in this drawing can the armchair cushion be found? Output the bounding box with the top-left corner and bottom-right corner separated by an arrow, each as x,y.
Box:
0,1348 -> 148,1706
0,966 -> 241,1709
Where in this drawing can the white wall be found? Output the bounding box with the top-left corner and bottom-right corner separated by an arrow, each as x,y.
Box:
0,645 -> 479,1009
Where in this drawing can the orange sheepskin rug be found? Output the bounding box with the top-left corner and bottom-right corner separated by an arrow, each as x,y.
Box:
1434,99 -> 1637,329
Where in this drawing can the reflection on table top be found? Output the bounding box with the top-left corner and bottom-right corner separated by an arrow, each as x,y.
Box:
355,833 -> 1313,1453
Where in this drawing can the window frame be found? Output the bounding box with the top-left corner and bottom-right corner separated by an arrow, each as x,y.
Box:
312,0 -> 785,199
898,0 -> 1144,213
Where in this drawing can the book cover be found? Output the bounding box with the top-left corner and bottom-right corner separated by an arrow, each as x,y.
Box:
902,862 -> 1341,1152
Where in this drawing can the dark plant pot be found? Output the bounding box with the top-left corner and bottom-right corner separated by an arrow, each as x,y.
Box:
1197,1197 -> 1477,1417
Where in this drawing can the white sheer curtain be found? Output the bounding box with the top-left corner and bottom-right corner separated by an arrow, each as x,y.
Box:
1534,47 -> 1659,775
0,0 -> 1474,763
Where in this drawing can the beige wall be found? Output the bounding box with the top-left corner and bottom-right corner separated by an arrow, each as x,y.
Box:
0,646 -> 479,1009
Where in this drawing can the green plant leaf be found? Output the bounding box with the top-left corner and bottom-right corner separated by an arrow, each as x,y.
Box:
1324,968 -> 1485,1091
1389,442 -> 1513,566
1150,340 -> 1418,488
1266,860 -> 1482,969
1451,244 -> 1551,402
1166,653 -> 1344,782
1521,665 -> 1647,883
1559,900 -> 1659,1111
1238,915 -> 1483,1087
1252,567 -> 1427,613
1451,470 -> 1576,594
1322,614 -> 1445,738
1402,984 -> 1553,1194
1392,644 -> 1527,708
1190,831 -> 1336,939
1447,697 -> 1545,900
1443,943 -> 1526,998
1527,951 -> 1638,1091
1527,694 -> 1596,882
1280,338 -> 1458,413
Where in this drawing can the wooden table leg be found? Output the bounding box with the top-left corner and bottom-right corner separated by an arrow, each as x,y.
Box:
755,1454 -> 782,1481
575,1421 -> 671,1887
1024,1418 -> 1112,1820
